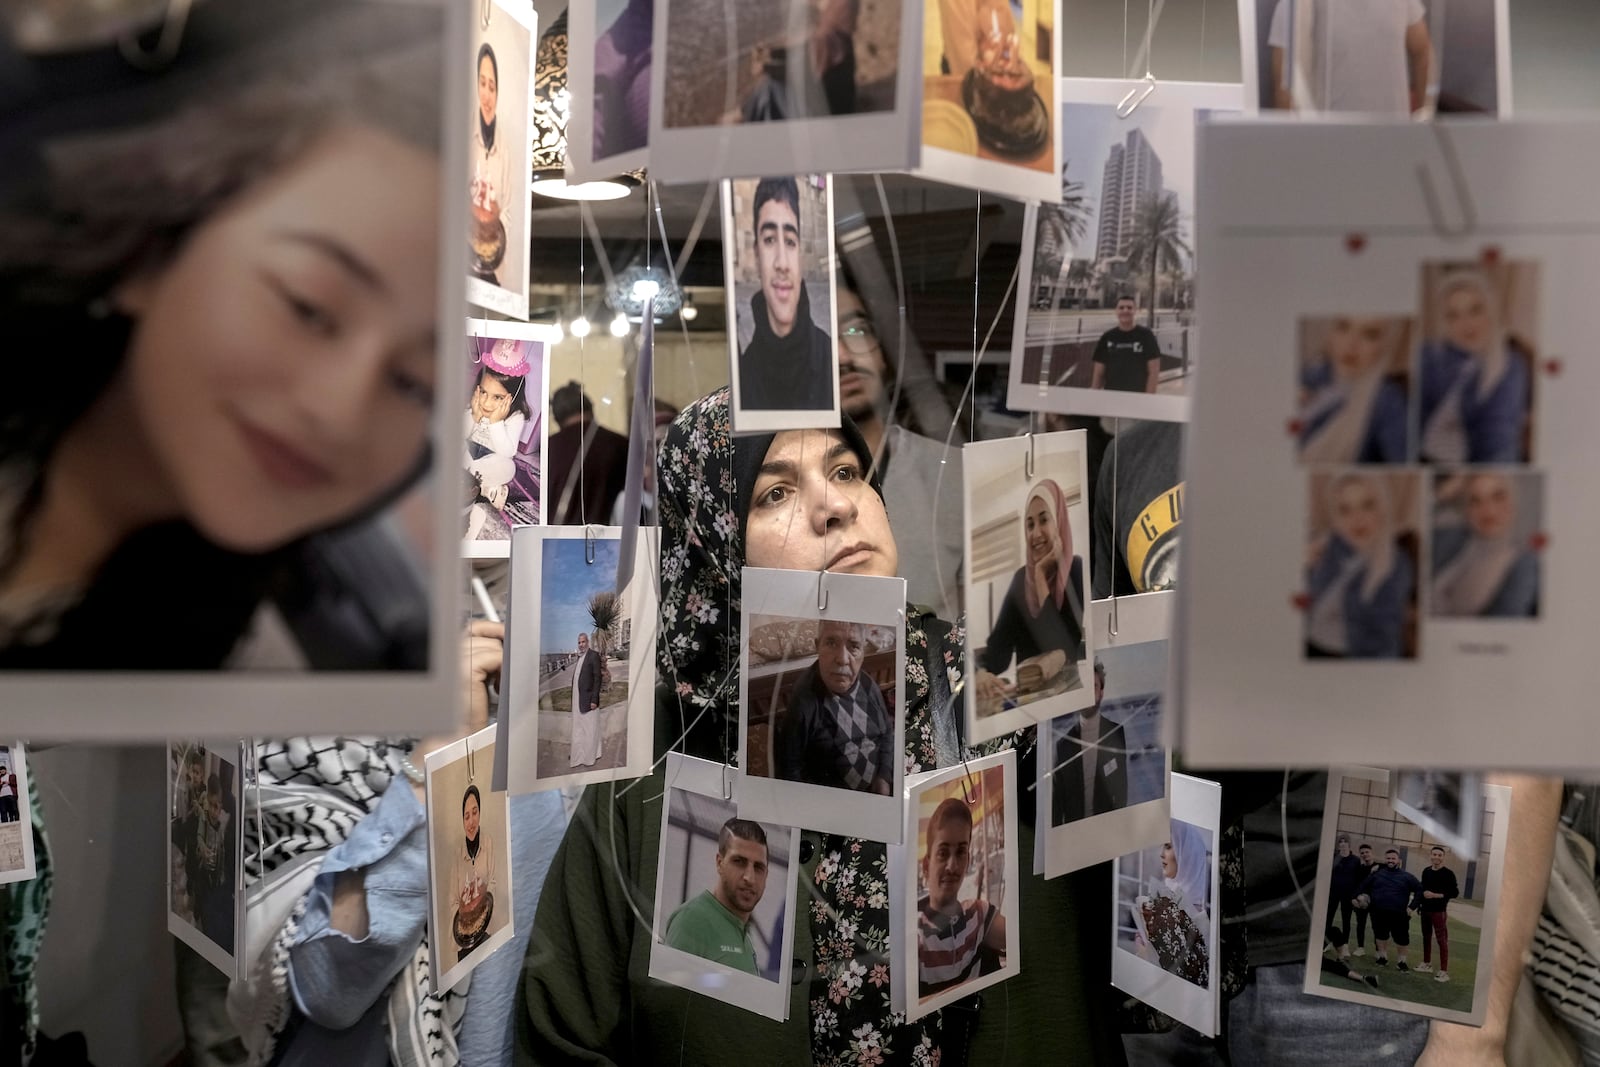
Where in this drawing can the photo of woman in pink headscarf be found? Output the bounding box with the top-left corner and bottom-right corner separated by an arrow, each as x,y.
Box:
974,477 -> 1086,713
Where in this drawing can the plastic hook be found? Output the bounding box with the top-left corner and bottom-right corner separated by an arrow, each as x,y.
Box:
817,569 -> 829,613
1417,125 -> 1476,239
1116,73 -> 1157,119
117,0 -> 194,72
481,0 -> 493,30
1024,432 -> 1036,481
585,526 -> 597,564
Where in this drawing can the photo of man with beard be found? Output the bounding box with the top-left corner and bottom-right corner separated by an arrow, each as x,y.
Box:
663,817 -> 771,974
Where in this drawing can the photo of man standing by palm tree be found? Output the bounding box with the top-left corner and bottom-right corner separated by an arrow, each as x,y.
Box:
1010,86 -> 1233,420
535,537 -> 635,776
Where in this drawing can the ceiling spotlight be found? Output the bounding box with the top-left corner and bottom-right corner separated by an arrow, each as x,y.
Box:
680,295 -> 698,322
609,313 -> 630,338
569,315 -> 591,339
630,277 -> 661,302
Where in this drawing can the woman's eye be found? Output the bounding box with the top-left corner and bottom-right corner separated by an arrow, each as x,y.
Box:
759,484 -> 790,507
266,276 -> 340,338
833,464 -> 859,483
388,368 -> 435,408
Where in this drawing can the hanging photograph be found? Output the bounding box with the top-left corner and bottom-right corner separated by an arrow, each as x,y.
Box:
0,744 -> 36,885
917,0 -> 1060,202
167,742 -> 244,977
1295,316 -> 1416,465
1418,259 -> 1540,465
466,0 -> 536,319
564,0 -> 652,182
1038,593 -> 1172,879
1007,79 -> 1242,423
1111,772 -> 1222,1036
889,749 -> 1019,1020
963,431 -> 1095,745
647,0 -> 921,180
463,319 -> 555,557
722,174 -> 841,433
0,0 -> 469,739
1392,769 -> 1486,858
1303,468 -> 1421,661
648,753 -> 800,1021
1306,769 -> 1508,1025
1239,0 -> 1512,117
1182,118 -> 1588,768
502,526 -> 658,794
424,725 -> 514,992
737,568 -> 907,843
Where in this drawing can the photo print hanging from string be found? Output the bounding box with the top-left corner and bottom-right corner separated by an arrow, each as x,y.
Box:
466,0 -> 537,319
916,0 -> 1061,203
0,743 -> 36,885
722,173 -> 842,434
1305,768 -> 1508,1025
463,319 -> 555,557
1037,590 -> 1172,879
167,741 -> 246,977
646,0 -> 922,181
1182,118 -> 1578,769
0,0 -> 470,739
889,748 -> 1020,1020
737,567 -> 908,843
1110,771 -> 1221,1036
425,724 -> 515,992
1238,0 -> 1512,118
1007,79 -> 1241,424
501,525 -> 658,794
962,431 -> 1095,745
563,0 -> 652,183
648,752 -> 801,1021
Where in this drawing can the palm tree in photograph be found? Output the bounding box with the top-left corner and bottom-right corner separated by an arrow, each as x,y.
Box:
1034,163 -> 1095,306
587,590 -> 620,688
1125,190 -> 1191,328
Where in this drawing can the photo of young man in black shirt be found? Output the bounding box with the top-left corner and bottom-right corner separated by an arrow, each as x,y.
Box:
1091,295 -> 1162,393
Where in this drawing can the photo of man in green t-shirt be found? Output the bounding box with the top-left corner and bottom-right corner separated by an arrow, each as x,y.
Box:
663,817 -> 770,974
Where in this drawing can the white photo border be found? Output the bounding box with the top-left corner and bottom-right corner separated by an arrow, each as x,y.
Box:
723,174 -> 842,434
962,432 -> 1095,746
0,0 -> 468,741
737,568 -> 907,843
563,0 -> 649,183
503,525 -> 659,794
0,744 -> 37,886
462,318 -> 557,560
1303,770 -> 1508,1026
1005,79 -> 1244,423
465,0 -> 536,320
166,741 -> 246,978
647,752 -> 800,1022
424,724 -> 515,993
1110,771 -> 1222,1036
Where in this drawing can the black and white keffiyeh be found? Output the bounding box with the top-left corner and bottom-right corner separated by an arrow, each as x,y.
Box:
226,737 -> 467,1067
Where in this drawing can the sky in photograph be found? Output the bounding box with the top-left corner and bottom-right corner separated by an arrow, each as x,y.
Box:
1096,638 -> 1168,701
540,538 -> 623,653
1056,102 -> 1202,258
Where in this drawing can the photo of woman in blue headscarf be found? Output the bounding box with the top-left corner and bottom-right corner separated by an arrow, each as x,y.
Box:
1418,266 -> 1535,464
1430,470 -> 1541,619
1305,471 -> 1419,660
1297,315 -> 1412,464
1125,819 -> 1212,988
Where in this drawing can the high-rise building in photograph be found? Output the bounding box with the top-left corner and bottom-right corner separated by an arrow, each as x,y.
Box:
1094,128 -> 1166,265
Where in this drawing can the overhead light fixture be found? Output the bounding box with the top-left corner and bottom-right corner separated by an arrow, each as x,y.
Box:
680,295 -> 698,322
529,12 -> 642,202
607,264 -> 681,318
569,315 -> 591,339
609,313 -> 630,338
631,277 -> 660,302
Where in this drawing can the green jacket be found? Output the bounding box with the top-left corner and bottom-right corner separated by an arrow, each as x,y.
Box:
515,762 -> 1126,1066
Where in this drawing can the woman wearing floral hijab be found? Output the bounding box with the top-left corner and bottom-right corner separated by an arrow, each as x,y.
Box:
1133,821 -> 1211,987
518,389 -> 1122,1065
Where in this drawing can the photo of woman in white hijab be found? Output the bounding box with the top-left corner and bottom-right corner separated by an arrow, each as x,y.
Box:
1297,315 -> 1413,464
1418,266 -> 1536,464
1127,819 -> 1212,988
1430,471 -> 1541,619
1305,470 -> 1419,659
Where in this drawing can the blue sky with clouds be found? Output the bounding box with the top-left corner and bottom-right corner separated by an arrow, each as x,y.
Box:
540,538 -> 624,653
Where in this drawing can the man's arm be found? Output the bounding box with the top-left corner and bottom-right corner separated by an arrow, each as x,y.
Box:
1405,19 -> 1432,113
1089,362 -> 1106,390
1145,357 -> 1160,394
1417,775 -> 1561,1066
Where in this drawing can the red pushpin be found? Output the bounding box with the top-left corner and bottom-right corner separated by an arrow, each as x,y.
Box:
1544,358 -> 1563,377
1291,592 -> 1311,612
1530,532 -> 1549,552
1344,233 -> 1367,254
1480,245 -> 1502,267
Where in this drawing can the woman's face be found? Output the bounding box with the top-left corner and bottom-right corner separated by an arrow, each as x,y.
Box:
1465,474 -> 1515,539
745,428 -> 898,576
1327,317 -> 1387,379
1025,492 -> 1058,565
478,54 -> 498,126
1332,480 -> 1383,551
115,126 -> 439,553
1442,284 -> 1493,352
1160,841 -> 1177,879
463,793 -> 480,841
